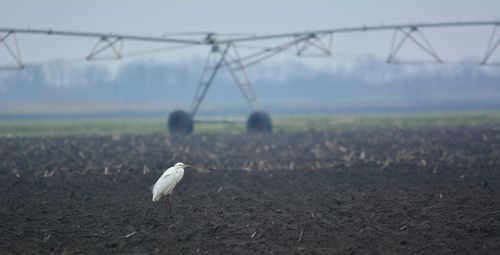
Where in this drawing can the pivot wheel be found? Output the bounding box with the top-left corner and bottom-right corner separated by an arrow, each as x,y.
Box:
168,110 -> 194,134
247,111 -> 272,133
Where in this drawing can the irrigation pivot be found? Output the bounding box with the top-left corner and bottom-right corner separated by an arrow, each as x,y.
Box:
1,21 -> 499,133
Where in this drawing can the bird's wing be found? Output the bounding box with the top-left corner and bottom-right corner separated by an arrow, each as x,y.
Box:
152,168 -> 176,201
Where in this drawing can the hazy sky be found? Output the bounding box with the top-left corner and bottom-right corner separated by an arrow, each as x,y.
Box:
1,0 -> 499,66
1,0 -> 499,113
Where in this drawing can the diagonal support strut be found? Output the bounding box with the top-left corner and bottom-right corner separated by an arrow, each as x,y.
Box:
223,44 -> 259,110
482,25 -> 500,65
0,31 -> 24,69
229,35 -> 311,68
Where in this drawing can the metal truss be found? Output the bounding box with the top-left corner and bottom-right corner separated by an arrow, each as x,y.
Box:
226,35 -> 310,68
295,33 -> 333,57
189,44 -> 230,116
387,26 -> 442,64
190,43 -> 259,116
1,21 -> 499,117
228,33 -> 333,67
1,21 -> 498,67
0,28 -> 202,70
223,44 -> 258,109
0,31 -> 24,69
218,21 -> 499,43
86,36 -> 123,60
482,24 -> 500,65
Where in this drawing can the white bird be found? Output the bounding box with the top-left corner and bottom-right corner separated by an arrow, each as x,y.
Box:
152,162 -> 190,215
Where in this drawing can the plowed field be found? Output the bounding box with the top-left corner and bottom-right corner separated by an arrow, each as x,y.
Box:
1,126 -> 499,254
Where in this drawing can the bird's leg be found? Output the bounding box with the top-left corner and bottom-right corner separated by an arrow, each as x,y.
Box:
163,194 -> 174,218
168,194 -> 173,214
164,195 -> 172,218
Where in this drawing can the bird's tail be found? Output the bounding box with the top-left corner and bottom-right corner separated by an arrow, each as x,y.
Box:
152,192 -> 160,202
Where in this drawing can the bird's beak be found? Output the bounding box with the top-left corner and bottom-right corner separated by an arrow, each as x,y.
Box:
183,164 -> 191,168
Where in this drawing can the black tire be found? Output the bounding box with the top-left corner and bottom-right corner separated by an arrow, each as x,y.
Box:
168,110 -> 193,134
247,111 -> 273,133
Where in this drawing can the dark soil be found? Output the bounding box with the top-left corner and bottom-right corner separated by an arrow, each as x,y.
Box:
1,125 -> 500,254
